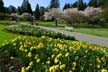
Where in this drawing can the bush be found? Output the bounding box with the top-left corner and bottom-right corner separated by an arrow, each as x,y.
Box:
0,36 -> 108,72
19,13 -> 33,22
5,24 -> 75,40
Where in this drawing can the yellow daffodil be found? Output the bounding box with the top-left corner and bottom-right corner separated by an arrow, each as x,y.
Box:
29,62 -> 33,66
27,52 -> 32,58
46,60 -> 51,64
65,52 -> 69,57
101,69 -> 107,72
60,64 -> 66,69
36,59 -> 40,63
21,67 -> 26,72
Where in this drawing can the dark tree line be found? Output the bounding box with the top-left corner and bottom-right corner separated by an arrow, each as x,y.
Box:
63,0 -> 108,10
0,0 -> 108,20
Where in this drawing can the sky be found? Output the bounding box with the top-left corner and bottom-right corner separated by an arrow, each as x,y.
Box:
3,0 -> 89,11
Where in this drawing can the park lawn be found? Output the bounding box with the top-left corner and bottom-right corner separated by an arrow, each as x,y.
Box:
36,20 -> 66,27
73,28 -> 108,38
0,24 -> 19,46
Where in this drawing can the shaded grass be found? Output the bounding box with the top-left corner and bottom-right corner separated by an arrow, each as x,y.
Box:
73,28 -> 108,38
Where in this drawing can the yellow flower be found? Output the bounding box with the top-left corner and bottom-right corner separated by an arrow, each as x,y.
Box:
97,64 -> 100,68
34,54 -> 38,59
54,58 -> 59,64
24,49 -> 28,52
49,65 -> 59,72
51,55 -> 55,58
36,59 -> 40,63
46,61 -> 51,64
49,66 -> 55,72
65,52 -> 69,57
73,62 -> 77,66
57,53 -> 62,58
21,67 -> 26,72
19,45 -> 24,51
10,56 -> 14,59
60,64 -> 66,69
37,42 -> 44,49
26,66 -> 30,71
27,52 -> 32,58
96,58 -> 101,63
101,69 -> 107,72
29,62 -> 33,66
69,70 -> 73,72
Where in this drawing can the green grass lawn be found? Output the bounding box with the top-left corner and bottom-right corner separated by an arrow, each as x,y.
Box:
35,20 -> 108,38
36,20 -> 65,27
0,24 -> 19,46
73,28 -> 108,38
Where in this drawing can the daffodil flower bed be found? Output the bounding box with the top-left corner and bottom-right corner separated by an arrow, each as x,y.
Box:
0,36 -> 108,72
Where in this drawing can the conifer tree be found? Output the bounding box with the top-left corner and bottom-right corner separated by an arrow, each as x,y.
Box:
34,4 -> 40,20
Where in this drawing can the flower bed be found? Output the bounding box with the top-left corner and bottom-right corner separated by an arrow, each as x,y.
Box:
0,36 -> 108,72
5,24 -> 75,40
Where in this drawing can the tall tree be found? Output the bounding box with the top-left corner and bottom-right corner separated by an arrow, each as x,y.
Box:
17,6 -> 22,15
49,0 -> 60,8
8,5 -> 17,13
72,1 -> 78,8
34,4 -> 40,20
99,0 -> 108,7
0,0 -> 4,13
40,6 -> 45,16
63,3 -> 71,10
77,0 -> 85,10
21,0 -> 32,14
88,0 -> 99,7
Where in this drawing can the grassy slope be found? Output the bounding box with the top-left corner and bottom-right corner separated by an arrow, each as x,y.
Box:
0,24 -> 19,46
73,28 -> 108,38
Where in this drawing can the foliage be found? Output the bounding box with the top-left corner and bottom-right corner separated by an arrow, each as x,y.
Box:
8,5 -> 17,14
63,3 -> 71,10
77,0 -> 86,10
88,0 -> 99,7
19,13 -> 33,22
21,0 -> 33,15
98,7 -> 108,26
0,36 -> 108,72
62,8 -> 85,26
34,4 -> 41,20
17,6 -> 22,15
49,0 -> 60,8
0,0 -> 4,13
5,24 -> 75,40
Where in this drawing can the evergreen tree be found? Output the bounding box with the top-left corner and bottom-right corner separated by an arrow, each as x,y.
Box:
99,0 -> 108,7
49,0 -> 60,8
63,3 -> 71,10
17,6 -> 22,15
21,0 -> 32,14
8,5 -> 17,13
4,7 -> 10,14
67,3 -> 71,8
0,0 -> 4,13
77,0 -> 85,10
72,1 -> 78,8
40,6 -> 45,16
34,4 -> 40,20
88,0 -> 98,7
63,3 -> 68,10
